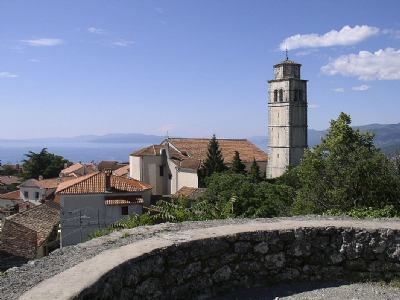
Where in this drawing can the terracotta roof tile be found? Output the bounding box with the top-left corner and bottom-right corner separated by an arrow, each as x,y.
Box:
173,186 -> 206,200
60,163 -> 84,175
130,145 -> 163,156
105,196 -> 143,206
56,172 -> 152,195
0,190 -> 21,201
167,138 -> 267,163
0,176 -> 20,185
113,165 -> 130,177
97,161 -> 125,171
7,202 -> 59,246
19,177 -> 74,189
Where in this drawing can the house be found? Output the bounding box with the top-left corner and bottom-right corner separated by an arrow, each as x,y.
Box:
0,176 -> 20,194
0,191 -> 22,220
19,177 -> 74,205
59,163 -> 97,178
130,138 -> 268,195
55,171 -> 152,247
0,201 -> 60,259
113,165 -> 130,177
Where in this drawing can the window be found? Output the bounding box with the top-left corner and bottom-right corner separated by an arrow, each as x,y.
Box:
279,89 -> 283,102
273,90 -> 278,102
121,206 -> 128,216
298,90 -> 303,101
24,191 -> 28,199
159,166 -> 164,177
294,90 -> 298,101
35,192 -> 39,200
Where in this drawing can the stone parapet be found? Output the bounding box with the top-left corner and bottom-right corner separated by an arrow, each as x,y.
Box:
17,218 -> 400,300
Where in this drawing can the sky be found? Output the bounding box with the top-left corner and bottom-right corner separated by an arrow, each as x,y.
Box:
0,0 -> 400,139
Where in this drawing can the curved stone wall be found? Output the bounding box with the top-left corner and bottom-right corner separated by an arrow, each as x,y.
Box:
19,218 -> 400,300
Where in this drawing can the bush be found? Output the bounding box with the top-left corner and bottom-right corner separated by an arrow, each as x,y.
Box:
324,205 -> 400,219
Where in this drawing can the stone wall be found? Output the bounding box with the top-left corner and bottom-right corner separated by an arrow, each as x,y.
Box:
76,226 -> 400,300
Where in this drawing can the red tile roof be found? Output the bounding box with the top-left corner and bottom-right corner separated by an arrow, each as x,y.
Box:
20,177 -> 74,190
0,190 -> 21,201
105,196 -> 143,206
113,165 -> 130,177
167,138 -> 268,163
60,163 -> 84,175
131,145 -> 163,156
0,176 -> 20,186
173,186 -> 206,200
7,201 -> 60,246
56,172 -> 152,195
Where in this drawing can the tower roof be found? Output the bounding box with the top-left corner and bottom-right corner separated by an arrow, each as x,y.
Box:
274,58 -> 301,68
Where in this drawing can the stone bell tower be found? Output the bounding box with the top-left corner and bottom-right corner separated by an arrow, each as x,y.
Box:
266,55 -> 308,178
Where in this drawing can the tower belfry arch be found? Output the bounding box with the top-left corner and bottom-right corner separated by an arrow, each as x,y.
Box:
266,55 -> 308,178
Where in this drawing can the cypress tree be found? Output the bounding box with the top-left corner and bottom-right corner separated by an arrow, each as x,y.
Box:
231,151 -> 246,174
248,158 -> 261,183
203,134 -> 227,177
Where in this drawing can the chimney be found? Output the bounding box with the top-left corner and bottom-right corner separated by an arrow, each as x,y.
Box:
38,175 -> 43,181
64,163 -> 68,169
105,169 -> 112,192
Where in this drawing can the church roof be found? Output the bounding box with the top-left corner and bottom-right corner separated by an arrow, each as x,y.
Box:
166,138 -> 268,164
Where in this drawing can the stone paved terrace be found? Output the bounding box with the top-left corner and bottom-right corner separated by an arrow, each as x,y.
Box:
1,216 -> 400,299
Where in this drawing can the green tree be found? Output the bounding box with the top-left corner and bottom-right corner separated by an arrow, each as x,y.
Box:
248,158 -> 262,183
201,172 -> 294,218
292,112 -> 400,214
231,151 -> 246,174
202,134 -> 227,177
22,148 -> 70,180
0,164 -> 20,176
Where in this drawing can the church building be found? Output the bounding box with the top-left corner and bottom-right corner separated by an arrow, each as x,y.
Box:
267,56 -> 308,178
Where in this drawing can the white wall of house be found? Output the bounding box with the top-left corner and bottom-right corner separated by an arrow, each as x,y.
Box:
130,155 -> 167,195
19,187 -> 47,205
60,192 -> 145,247
130,156 -> 142,180
176,170 -> 198,192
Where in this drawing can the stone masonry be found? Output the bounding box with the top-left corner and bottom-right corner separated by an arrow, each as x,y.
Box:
16,218 -> 400,300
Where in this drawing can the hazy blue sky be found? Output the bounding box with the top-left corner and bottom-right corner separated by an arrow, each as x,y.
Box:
1,0 -> 399,139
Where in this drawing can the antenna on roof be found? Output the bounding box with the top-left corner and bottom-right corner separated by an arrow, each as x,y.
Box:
285,45 -> 289,60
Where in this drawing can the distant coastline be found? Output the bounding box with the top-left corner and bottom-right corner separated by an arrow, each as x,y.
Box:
1,123 -> 399,163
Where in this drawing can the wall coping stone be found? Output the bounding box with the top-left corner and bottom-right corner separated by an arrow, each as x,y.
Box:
18,218 -> 400,300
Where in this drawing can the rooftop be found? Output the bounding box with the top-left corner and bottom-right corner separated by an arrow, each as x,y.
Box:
56,172 -> 152,195
19,177 -> 74,190
113,165 -> 130,177
0,190 -> 21,201
131,145 -> 163,156
7,201 -> 60,246
166,138 -> 268,164
0,176 -> 20,186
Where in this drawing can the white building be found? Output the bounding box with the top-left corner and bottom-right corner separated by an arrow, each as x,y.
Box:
55,171 -> 152,247
267,57 -> 308,178
19,177 -> 73,205
130,138 -> 268,195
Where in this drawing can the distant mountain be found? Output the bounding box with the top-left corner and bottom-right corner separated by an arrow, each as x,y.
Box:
1,123 -> 400,159
249,123 -> 400,157
0,133 -> 166,145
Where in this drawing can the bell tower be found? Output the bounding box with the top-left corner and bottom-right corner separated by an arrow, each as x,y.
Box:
266,55 -> 308,178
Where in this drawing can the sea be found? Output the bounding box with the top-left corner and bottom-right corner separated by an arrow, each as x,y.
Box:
0,141 -> 147,164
